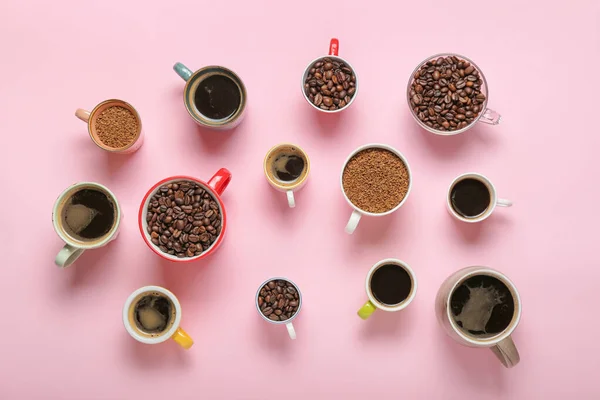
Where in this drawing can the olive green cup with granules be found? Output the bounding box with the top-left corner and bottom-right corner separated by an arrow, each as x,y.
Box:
75,99 -> 144,154
341,143 -> 412,234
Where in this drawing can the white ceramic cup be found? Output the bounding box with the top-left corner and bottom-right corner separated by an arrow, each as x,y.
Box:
263,143 -> 310,208
341,143 -> 413,234
255,277 -> 302,340
52,182 -> 122,268
447,173 -> 512,223
122,285 -> 193,349
435,266 -> 521,368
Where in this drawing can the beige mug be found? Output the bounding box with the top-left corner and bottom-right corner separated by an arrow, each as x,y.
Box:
263,143 -> 310,208
435,266 -> 521,368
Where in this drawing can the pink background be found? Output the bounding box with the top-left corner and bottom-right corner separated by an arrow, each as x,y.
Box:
1,0 -> 599,398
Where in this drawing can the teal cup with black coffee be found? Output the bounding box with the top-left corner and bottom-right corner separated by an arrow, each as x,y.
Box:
173,62 -> 247,130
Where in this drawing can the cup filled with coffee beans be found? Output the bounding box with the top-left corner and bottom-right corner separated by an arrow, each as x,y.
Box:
264,143 -> 310,208
435,266 -> 521,368
447,173 -> 512,223
123,285 -> 193,349
173,62 -> 247,130
358,259 -> 417,320
255,278 -> 302,340
302,38 -> 358,113
407,53 -> 501,135
52,182 -> 122,268
341,144 -> 412,234
75,99 -> 144,153
138,169 -> 231,261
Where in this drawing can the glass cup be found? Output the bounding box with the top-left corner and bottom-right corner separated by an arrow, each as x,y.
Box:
406,53 -> 501,136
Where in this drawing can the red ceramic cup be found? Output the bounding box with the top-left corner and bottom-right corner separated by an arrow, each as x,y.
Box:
138,168 -> 231,262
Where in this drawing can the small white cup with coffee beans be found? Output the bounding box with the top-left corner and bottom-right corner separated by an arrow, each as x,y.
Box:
264,143 -> 310,208
341,143 -> 412,234
447,173 -> 512,223
52,182 -> 122,268
123,286 -> 193,349
256,278 -> 302,339
407,53 -> 501,135
302,38 -> 359,113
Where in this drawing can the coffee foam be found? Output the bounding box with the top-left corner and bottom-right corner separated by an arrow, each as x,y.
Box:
265,145 -> 309,188
128,292 -> 176,338
454,285 -> 504,334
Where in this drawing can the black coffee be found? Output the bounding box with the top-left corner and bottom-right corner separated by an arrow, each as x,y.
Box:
273,154 -> 305,181
63,189 -> 115,240
450,275 -> 515,336
450,178 -> 491,218
370,264 -> 412,305
134,294 -> 173,333
194,74 -> 241,120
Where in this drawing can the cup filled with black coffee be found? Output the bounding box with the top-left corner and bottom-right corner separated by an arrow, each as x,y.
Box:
173,62 -> 246,130
447,173 -> 512,223
302,38 -> 358,113
138,169 -> 231,262
407,53 -> 501,135
264,143 -> 310,208
341,143 -> 412,234
255,278 -> 302,339
75,99 -> 144,154
358,259 -> 417,319
435,267 -> 521,368
123,285 -> 193,349
52,182 -> 121,268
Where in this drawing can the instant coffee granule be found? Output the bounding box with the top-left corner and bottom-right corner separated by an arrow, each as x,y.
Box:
342,148 -> 409,213
94,106 -> 139,149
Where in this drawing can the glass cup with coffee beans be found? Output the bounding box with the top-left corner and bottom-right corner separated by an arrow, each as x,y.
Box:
302,38 -> 358,113
138,169 -> 231,262
407,53 -> 501,135
255,278 -> 302,340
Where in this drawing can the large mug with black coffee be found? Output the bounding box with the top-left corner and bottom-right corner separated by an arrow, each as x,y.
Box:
123,286 -> 193,349
52,182 -> 121,268
173,62 -> 247,130
435,267 -> 521,368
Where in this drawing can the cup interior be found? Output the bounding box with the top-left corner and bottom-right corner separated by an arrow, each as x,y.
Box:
406,53 -> 489,135
447,173 -> 496,222
88,99 -> 142,151
446,269 -> 521,345
184,66 -> 247,126
255,277 -> 303,324
138,176 -> 226,262
263,143 -> 310,189
366,259 -> 417,311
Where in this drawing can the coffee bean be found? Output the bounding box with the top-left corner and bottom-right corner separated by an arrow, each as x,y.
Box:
258,279 -> 300,322
305,57 -> 357,110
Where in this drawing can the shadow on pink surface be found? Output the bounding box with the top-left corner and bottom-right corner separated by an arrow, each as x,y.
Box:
121,335 -> 192,369
358,303 -> 416,340
59,240 -> 120,290
448,212 -> 514,244
253,315 -> 295,361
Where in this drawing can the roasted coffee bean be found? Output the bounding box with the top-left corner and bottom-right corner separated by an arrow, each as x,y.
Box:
257,279 -> 301,321
305,57 -> 357,110
146,180 -> 222,258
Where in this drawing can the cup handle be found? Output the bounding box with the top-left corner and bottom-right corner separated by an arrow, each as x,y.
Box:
173,62 -> 193,81
490,336 -> 520,368
357,300 -> 377,320
329,38 -> 339,56
171,327 -> 194,349
208,168 -> 232,195
496,198 -> 513,207
286,323 -> 296,340
55,244 -> 85,268
345,210 -> 362,234
478,108 -> 501,125
75,109 -> 90,123
286,191 -> 295,208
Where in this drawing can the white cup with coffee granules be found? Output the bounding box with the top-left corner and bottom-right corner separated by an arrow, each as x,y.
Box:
75,99 -> 144,154
340,144 -> 412,234
52,182 -> 122,268
263,143 -> 310,208
123,286 -> 193,349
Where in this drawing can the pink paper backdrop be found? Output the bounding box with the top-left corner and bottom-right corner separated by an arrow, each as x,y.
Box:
1,0 -> 599,398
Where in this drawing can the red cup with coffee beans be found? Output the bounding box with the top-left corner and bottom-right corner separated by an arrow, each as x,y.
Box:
302,38 -> 359,113
407,53 -> 501,136
138,169 -> 231,262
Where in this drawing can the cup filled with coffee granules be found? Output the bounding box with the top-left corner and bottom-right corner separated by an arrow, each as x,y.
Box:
173,62 -> 247,130
407,53 -> 500,135
138,169 -> 231,262
255,278 -> 302,340
75,99 -> 143,153
302,38 -> 358,113
341,144 -> 412,234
